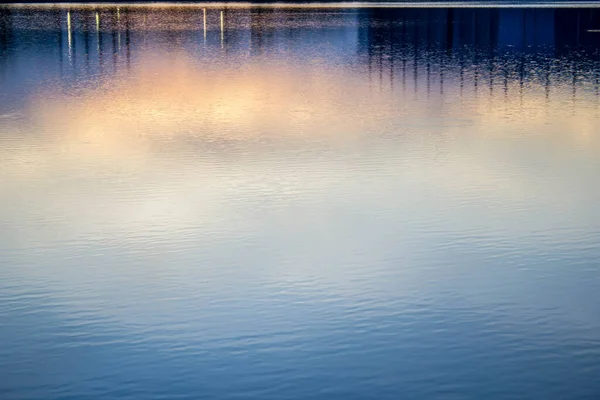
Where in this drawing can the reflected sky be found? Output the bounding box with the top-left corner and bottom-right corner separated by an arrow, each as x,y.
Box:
1,5 -> 600,400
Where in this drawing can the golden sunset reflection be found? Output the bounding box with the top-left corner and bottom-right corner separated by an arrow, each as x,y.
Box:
26,55 -> 599,150
31,56 -> 401,143
0,50 -> 594,215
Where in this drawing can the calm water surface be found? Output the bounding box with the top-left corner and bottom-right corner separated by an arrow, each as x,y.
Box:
1,5 -> 600,399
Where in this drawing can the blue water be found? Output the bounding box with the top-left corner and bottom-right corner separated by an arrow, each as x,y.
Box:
1,5 -> 600,399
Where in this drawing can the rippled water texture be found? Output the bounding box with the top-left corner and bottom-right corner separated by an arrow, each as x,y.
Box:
1,5 -> 600,399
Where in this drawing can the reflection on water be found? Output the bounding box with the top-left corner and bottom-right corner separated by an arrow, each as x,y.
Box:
1,5 -> 600,400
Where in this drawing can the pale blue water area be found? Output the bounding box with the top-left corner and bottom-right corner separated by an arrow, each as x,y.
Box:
1,5 -> 600,399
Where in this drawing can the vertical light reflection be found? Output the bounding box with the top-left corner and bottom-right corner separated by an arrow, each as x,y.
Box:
95,11 -> 100,54
220,10 -> 224,49
67,10 -> 72,60
203,8 -> 206,43
117,7 -> 121,51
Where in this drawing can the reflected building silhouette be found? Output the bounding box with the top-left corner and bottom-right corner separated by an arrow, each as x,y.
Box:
124,8 -> 131,69
0,6 -> 13,54
0,6 -> 14,78
250,8 -> 276,55
359,8 -> 600,99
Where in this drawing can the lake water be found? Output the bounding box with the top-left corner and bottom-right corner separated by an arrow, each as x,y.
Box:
1,4 -> 600,399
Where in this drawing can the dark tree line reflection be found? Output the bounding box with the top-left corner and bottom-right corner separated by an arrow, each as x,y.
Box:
0,6 -> 598,98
